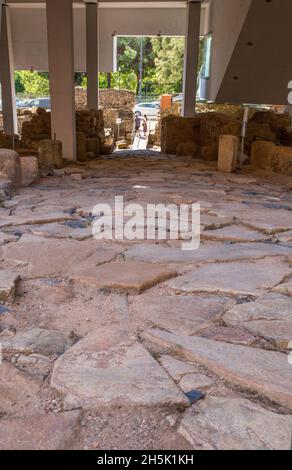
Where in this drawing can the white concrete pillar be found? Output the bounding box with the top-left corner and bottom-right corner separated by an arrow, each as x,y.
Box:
0,4 -> 18,135
46,0 -> 76,161
86,1 -> 99,109
182,0 -> 201,117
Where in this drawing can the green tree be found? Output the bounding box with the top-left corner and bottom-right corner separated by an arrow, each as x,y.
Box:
117,37 -> 155,95
151,37 -> 185,94
14,71 -> 25,94
15,71 -> 50,96
151,36 -> 205,95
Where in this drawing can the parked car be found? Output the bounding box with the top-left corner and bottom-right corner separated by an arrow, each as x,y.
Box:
16,99 -> 32,109
27,98 -> 51,110
133,102 -> 160,117
17,97 -> 51,110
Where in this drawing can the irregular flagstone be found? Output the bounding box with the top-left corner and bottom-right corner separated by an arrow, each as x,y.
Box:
166,258 -> 291,296
178,397 -> 292,450
202,225 -> 268,243
0,271 -> 20,301
158,355 -> 202,382
0,328 -> 70,356
51,329 -> 189,410
129,294 -> 235,335
0,411 -> 82,450
72,262 -> 177,293
210,205 -> 292,234
223,293 -> 292,349
0,362 -> 42,417
30,223 -> 92,241
142,329 -> 292,409
273,280 -> 292,297
0,211 -> 73,229
0,239 -> 120,278
125,242 -> 291,264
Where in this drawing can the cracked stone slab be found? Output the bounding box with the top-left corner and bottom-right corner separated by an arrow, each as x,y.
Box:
72,262 -> 177,293
0,362 -> 42,417
0,271 -> 20,301
51,329 -> 189,410
166,258 -> 291,297
223,293 -> 292,349
142,329 -> 292,410
0,328 -> 71,356
210,205 -> 292,234
129,294 -> 234,335
0,239 -> 120,278
158,355 -> 202,383
0,411 -> 82,450
202,225 -> 268,243
178,397 -> 292,450
125,242 -> 291,264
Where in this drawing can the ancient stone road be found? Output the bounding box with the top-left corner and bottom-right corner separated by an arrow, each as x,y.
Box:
0,153 -> 292,449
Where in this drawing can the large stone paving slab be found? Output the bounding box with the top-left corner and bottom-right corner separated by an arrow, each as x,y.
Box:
142,329 -> 292,409
51,329 -> 189,410
166,258 -> 290,296
0,411 -> 82,450
129,294 -> 234,335
72,262 -> 177,293
223,293 -> 292,349
125,242 -> 291,265
210,204 -> 292,234
178,397 -> 292,450
0,239 -> 120,278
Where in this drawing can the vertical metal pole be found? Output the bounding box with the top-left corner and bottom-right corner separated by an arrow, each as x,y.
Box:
138,36 -> 143,98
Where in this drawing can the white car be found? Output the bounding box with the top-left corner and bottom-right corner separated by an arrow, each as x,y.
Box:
133,102 -> 160,117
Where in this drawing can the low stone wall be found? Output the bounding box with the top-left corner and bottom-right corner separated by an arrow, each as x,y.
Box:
161,110 -> 292,162
251,141 -> 292,175
75,88 -> 135,141
161,113 -> 240,160
20,108 -> 105,150
75,87 -> 136,111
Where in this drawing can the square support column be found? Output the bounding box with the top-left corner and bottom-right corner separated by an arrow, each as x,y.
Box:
46,0 -> 76,161
86,2 -> 99,109
0,4 -> 18,136
182,1 -> 201,117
